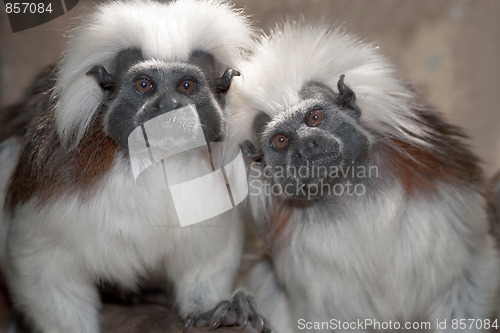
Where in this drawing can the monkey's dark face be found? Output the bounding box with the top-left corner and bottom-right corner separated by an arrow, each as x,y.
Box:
88,49 -> 239,149
106,60 -> 225,147
256,78 -> 370,200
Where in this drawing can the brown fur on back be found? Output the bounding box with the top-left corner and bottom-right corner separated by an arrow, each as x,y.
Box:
379,107 -> 483,196
3,64 -> 118,210
5,107 -> 117,210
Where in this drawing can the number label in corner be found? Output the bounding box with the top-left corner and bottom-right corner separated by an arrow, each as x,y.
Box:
4,0 -> 79,32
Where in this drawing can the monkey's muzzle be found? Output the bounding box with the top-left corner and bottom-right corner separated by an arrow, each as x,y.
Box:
127,104 -> 248,227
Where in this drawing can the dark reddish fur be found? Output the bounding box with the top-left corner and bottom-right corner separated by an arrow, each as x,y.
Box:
380,108 -> 482,195
2,65 -> 117,210
5,108 -> 117,210
265,199 -> 293,251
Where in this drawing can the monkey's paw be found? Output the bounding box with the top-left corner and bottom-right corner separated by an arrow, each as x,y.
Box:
183,291 -> 271,332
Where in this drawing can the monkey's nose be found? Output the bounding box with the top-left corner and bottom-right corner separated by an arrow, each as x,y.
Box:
297,136 -> 340,161
300,136 -> 325,153
138,97 -> 187,125
156,97 -> 182,112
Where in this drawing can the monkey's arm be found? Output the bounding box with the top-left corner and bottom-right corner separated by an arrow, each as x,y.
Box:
164,212 -> 270,333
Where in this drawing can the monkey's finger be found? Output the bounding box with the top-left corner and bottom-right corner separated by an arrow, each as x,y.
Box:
247,295 -> 272,333
231,290 -> 251,328
230,291 -> 272,333
208,299 -> 232,330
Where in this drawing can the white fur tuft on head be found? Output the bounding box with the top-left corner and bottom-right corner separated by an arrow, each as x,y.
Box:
228,19 -> 426,145
54,0 -> 255,148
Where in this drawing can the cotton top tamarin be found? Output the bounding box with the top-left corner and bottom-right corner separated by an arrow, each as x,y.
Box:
228,20 -> 500,332
0,1 -> 271,332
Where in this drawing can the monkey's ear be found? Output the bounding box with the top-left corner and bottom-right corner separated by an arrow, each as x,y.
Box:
86,49 -> 143,101
241,112 -> 272,162
240,140 -> 264,162
336,74 -> 361,118
86,65 -> 114,92
216,68 -> 240,94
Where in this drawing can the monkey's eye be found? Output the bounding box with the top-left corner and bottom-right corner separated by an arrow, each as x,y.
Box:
134,77 -> 154,94
178,79 -> 198,95
271,134 -> 289,150
305,109 -> 326,127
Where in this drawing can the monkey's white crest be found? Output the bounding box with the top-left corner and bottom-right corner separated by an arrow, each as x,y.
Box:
55,0 -> 255,147
229,19 -> 426,147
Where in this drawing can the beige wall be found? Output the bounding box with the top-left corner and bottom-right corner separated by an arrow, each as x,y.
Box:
1,0 -> 499,176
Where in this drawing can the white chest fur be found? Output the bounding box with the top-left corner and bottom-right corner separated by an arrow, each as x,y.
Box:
264,183 -> 498,331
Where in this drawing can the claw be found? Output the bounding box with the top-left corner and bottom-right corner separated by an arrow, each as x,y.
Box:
183,317 -> 194,333
238,314 -> 249,330
184,291 -> 272,332
232,291 -> 272,333
232,291 -> 251,327
208,300 -> 231,330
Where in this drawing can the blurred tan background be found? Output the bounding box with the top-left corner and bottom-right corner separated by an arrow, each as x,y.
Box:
1,0 -> 499,177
